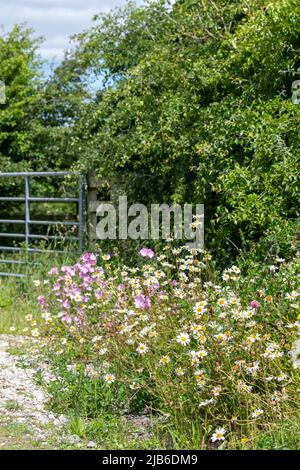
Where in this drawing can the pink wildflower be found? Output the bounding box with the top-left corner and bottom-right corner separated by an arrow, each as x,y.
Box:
37,295 -> 47,307
139,248 -> 154,258
134,294 -> 151,310
81,253 -> 98,265
48,267 -> 58,276
62,315 -> 72,324
62,299 -> 70,309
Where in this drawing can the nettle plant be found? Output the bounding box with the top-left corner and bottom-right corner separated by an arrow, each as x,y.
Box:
35,244 -> 300,446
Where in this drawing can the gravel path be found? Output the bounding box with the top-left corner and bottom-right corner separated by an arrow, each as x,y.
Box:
0,335 -> 81,449
0,335 -> 154,450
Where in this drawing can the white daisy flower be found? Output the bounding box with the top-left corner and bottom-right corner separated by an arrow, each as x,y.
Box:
211,427 -> 226,442
251,409 -> 264,418
176,332 -> 191,346
104,373 -> 115,384
136,343 -> 149,354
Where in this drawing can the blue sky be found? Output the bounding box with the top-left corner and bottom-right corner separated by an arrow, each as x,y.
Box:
0,0 -> 144,73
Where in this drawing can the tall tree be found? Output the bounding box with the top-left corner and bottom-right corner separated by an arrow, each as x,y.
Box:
64,0 -> 300,261
0,25 -> 43,171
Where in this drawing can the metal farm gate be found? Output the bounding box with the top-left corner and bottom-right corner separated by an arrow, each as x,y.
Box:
0,172 -> 86,278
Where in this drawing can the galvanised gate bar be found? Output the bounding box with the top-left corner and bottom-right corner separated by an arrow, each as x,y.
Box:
0,172 -> 86,278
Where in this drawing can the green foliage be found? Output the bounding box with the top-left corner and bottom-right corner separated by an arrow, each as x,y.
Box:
61,0 -> 300,262
1,1 -> 299,262
33,245 -> 300,449
34,58 -> 90,170
0,25 -> 43,170
0,1 -> 299,262
0,249 -> 78,334
2,241 -> 300,449
0,25 -> 87,174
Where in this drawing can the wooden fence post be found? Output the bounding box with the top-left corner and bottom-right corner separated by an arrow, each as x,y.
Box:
87,171 -> 99,240
86,171 -> 125,241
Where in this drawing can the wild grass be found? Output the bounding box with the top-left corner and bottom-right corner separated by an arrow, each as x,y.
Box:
1,243 -> 300,450
0,247 -> 78,333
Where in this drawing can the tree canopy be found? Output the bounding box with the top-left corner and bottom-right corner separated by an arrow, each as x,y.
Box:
66,0 -> 300,260
0,25 -> 43,171
1,0 -> 299,262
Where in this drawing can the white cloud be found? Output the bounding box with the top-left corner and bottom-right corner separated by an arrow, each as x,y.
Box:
0,0 -> 145,72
